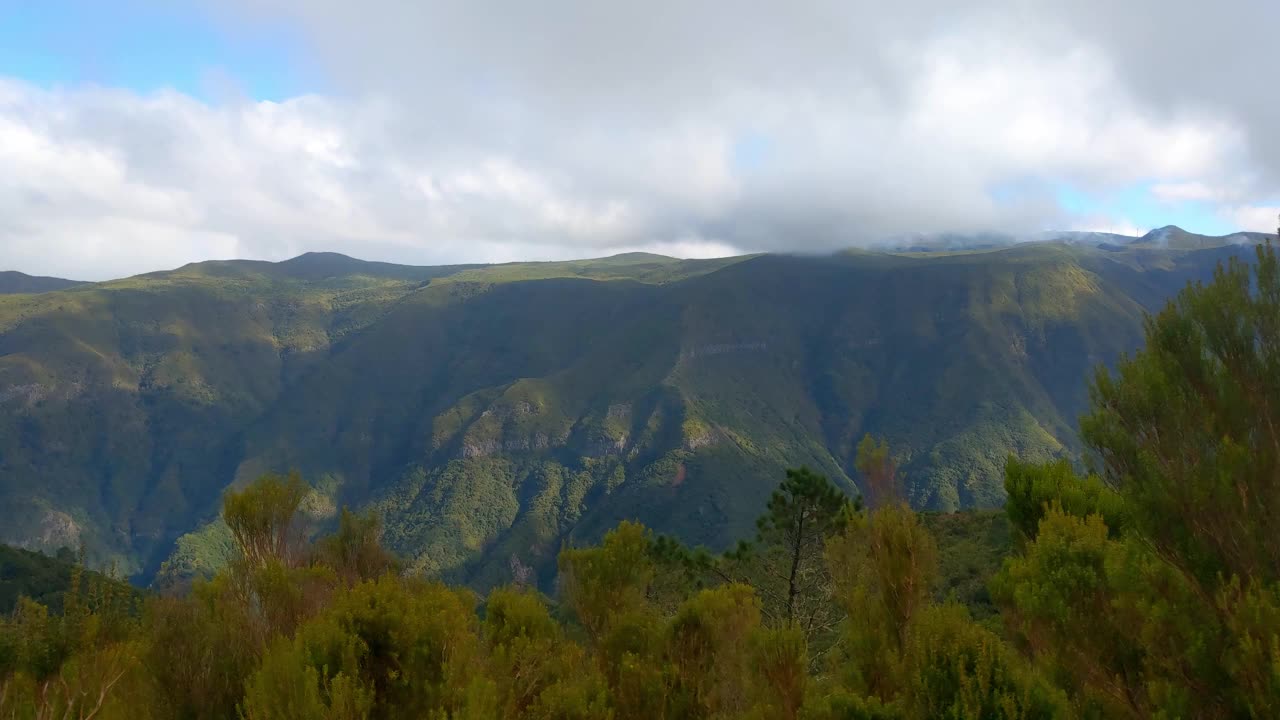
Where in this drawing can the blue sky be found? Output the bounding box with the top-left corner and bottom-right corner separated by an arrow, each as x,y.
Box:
0,0 -> 315,100
1054,183 -> 1236,236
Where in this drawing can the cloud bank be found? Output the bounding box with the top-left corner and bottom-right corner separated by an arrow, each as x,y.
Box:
2,0 -> 1277,279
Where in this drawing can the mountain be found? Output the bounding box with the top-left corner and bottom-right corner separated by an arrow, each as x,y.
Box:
1133,225 -> 1271,249
0,271 -> 82,294
0,232 -> 1269,588
872,227 -> 1273,253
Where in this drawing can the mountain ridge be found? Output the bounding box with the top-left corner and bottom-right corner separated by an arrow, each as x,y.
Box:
0,232 -> 1273,588
5,224 -> 1266,285
0,271 -> 83,295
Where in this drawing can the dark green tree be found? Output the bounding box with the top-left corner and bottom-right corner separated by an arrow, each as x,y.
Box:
557,521 -> 657,645
998,240 -> 1280,717
730,467 -> 857,640
1081,242 -> 1280,587
312,508 -> 399,585
1002,457 -> 1126,542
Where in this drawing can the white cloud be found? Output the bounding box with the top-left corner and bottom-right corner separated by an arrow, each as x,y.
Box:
1226,206 -> 1280,235
2,0 -> 1278,279
0,81 -> 663,278
1151,181 -> 1221,203
1071,218 -> 1148,238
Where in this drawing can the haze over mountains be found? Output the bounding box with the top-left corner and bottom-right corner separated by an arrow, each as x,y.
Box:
0,226 -> 1272,587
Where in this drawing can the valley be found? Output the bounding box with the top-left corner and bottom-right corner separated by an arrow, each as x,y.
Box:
0,228 -> 1267,586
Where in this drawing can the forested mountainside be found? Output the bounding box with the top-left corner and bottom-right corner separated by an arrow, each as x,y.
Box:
0,228 -> 1268,584
3,239 -> 1279,717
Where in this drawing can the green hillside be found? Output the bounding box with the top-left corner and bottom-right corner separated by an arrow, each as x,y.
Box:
0,235 -> 1266,585
0,271 -> 82,295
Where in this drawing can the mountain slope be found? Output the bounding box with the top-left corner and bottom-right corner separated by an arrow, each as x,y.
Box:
0,271 -> 82,294
0,234 -> 1266,585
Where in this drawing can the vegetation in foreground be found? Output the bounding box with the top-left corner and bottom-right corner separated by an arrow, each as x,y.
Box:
3,242 -> 1280,718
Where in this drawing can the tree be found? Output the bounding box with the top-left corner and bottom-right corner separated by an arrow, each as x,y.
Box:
1002,457 -> 1126,542
820,502 -> 939,710
996,241 -> 1280,717
0,566 -> 150,720
990,507 -> 1149,717
854,435 -> 898,509
1081,241 -> 1280,586
312,508 -> 399,585
736,467 -> 856,629
744,625 -> 807,720
557,521 -> 656,646
829,504 -> 938,651
242,576 -> 483,720
666,584 -> 760,717
213,473 -> 343,653
143,585 -> 261,720
223,472 -> 310,570
481,587 -> 606,717
900,603 -> 1064,720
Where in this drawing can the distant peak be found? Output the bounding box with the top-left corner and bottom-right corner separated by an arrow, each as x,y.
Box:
282,251 -> 361,263
0,270 -> 84,294
1137,225 -> 1185,244
1143,224 -> 1183,237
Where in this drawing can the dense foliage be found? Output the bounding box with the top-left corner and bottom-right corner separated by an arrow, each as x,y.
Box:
2,459 -> 1048,719
0,546 -> 139,616
4,238 -> 1280,717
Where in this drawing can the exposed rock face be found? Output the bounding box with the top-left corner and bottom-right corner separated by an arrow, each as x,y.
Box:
580,432 -> 629,458
0,382 -> 85,406
478,401 -> 537,422
461,433 -> 560,458
25,509 -> 81,551
301,490 -> 338,520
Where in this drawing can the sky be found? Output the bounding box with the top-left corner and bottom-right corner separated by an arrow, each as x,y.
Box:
1,0 -> 1277,280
